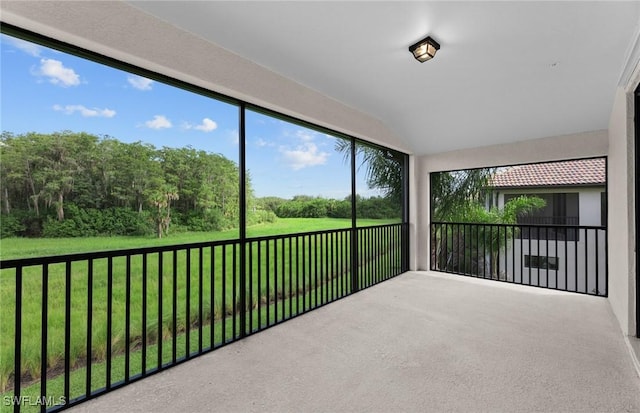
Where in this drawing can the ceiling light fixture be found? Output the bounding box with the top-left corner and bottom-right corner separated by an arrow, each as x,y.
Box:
409,36 -> 440,63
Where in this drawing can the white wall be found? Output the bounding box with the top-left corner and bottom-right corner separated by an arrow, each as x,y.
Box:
416,130 -> 608,271
0,1 -> 409,154
580,189 -> 604,227
608,85 -> 637,336
498,232 -> 607,295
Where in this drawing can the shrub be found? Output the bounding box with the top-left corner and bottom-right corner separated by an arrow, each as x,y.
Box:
247,209 -> 277,226
0,214 -> 26,238
184,210 -> 225,232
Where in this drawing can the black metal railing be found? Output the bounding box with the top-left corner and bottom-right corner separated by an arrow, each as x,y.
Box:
0,223 -> 407,412
430,222 -> 607,297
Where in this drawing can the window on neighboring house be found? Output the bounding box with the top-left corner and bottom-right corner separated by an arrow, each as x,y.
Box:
504,193 -> 579,241
524,255 -> 559,270
601,192 -> 606,227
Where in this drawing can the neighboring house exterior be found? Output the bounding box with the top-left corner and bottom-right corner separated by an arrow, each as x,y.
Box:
488,158 -> 606,294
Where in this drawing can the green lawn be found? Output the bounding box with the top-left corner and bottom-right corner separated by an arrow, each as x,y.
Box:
0,218 -> 396,260
0,217 -> 403,410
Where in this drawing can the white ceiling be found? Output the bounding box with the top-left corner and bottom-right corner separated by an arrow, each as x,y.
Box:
129,1 -> 640,155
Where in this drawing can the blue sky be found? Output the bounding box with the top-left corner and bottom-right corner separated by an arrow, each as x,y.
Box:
0,33 -> 378,199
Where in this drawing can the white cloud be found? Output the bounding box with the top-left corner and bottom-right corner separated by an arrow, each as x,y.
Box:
53,104 -> 116,118
256,138 -> 269,147
225,129 -> 239,145
6,37 -> 43,57
35,58 -> 80,87
194,118 -> 218,132
127,75 -> 154,91
296,130 -> 316,142
144,115 -> 172,130
280,142 -> 328,170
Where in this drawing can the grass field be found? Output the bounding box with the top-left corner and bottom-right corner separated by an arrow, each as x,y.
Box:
0,218 -> 403,411
0,218 -> 394,260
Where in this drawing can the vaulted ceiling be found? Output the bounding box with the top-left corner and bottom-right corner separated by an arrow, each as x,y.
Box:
129,1 -> 640,155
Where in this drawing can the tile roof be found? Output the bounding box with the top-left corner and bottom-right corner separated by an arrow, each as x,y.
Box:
490,158 -> 605,188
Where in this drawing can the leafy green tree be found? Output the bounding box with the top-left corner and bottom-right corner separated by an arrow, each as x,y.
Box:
437,195 -> 546,278
38,132 -> 97,221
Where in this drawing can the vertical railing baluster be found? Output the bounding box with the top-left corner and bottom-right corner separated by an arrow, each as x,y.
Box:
222,245 -> 227,342
211,246 -> 216,345
555,230 -> 559,290
265,241 -> 269,326
477,224 -> 481,278
383,226 -> 395,280
444,223 -> 448,273
125,255 -> 131,382
483,225 -> 487,278
519,227 -> 523,284
546,228 -> 550,287
302,235 -> 307,310
344,230 -> 349,295
457,224 -> 461,275
584,229 -> 589,294
564,228 -> 568,291
142,254 -> 147,375
232,243 -> 236,338
274,239 -> 278,322
595,229 -> 600,296
314,233 -> 319,307
604,226 -> 609,296
574,228 -> 578,292
296,236 -> 300,312
249,241 -> 253,332
64,262 -> 71,404
332,232 -> 337,298
319,234 -> 324,302
106,257 -> 113,389
512,225 -> 516,283
289,237 -> 293,315
41,264 -> 48,413
462,224 -> 466,275
536,227 -> 540,286
186,248 -> 192,356
86,260 -> 93,397
528,228 -> 532,285
281,238 -> 286,317
14,266 -> 22,413
157,253 -> 163,370
172,250 -> 177,363
198,247 -> 203,353
504,225 -> 508,282
496,226 -> 500,279
256,241 -> 261,328
368,228 -> 372,282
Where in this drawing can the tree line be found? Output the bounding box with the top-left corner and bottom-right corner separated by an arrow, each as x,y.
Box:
258,195 -> 401,220
0,131 -> 402,239
0,131 -> 247,238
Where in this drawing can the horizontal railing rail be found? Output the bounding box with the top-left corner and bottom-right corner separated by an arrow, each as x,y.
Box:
1,223 -> 407,413
430,221 -> 607,297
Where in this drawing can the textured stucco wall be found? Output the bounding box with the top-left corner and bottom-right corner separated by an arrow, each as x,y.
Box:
0,1 -> 409,154
607,86 -> 636,336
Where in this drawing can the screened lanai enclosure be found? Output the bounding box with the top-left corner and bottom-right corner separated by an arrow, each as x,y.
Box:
0,26 -> 409,412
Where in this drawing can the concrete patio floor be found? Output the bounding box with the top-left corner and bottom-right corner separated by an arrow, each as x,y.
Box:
71,271 -> 640,413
